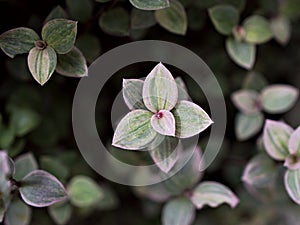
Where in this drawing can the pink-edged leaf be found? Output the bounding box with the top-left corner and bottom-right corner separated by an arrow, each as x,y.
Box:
263,120 -> 293,161
231,89 -> 260,114
20,170 -> 68,207
284,168 -> 300,205
190,181 -> 239,209
151,110 -> 175,136
289,126 -> 300,155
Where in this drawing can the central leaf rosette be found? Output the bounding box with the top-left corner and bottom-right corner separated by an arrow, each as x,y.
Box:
112,63 -> 213,173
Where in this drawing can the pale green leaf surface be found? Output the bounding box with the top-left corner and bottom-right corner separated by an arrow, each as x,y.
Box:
151,110 -> 176,136
122,79 -> 146,110
130,0 -> 169,10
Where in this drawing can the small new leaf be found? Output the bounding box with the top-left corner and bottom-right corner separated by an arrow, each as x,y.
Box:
151,110 -> 176,136
129,0 -> 170,10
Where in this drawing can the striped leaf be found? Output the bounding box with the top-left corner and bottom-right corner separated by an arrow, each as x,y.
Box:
56,46 -> 87,77
284,168 -> 300,205
122,79 -> 146,110
5,199 -> 31,225
175,77 -> 191,101
112,110 -> 157,150
263,120 -> 293,161
0,28 -> 39,58
27,46 -> 57,85
289,126 -> 300,155
190,182 -> 239,209
130,0 -> 169,10
172,100 -> 213,138
151,110 -> 175,136
261,85 -> 299,114
42,19 -> 77,54
162,197 -> 195,225
143,63 -> 178,112
231,89 -> 261,114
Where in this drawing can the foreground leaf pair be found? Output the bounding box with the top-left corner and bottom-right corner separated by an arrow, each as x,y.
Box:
112,63 -> 213,172
0,19 -> 87,85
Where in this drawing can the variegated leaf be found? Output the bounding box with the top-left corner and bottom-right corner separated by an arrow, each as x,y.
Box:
5,199 -> 31,225
27,46 -> 57,85
263,120 -> 293,161
129,0 -> 170,10
56,46 -> 87,77
284,168 -> 300,205
172,100 -> 213,138
151,110 -> 175,136
42,19 -> 77,54
175,77 -> 191,101
143,63 -> 178,112
0,28 -> 40,58
112,110 -> 157,150
190,181 -> 239,209
231,89 -> 261,114
122,79 -> 146,110
289,126 -> 300,155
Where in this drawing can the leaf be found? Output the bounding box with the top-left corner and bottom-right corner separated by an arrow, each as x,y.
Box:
208,4 -> 239,35
55,46 -> 87,77
99,7 -> 130,37
44,5 -> 68,23
143,63 -> 178,112
242,71 -> 268,92
149,137 -> 179,173
243,15 -> 273,44
42,19 -> 77,54
129,0 -> 169,10
27,46 -> 57,86
131,9 -> 156,29
226,37 -> 256,70
242,154 -> 277,188
66,0 -> 93,23
96,185 -> 119,210
172,100 -> 213,138
19,170 -> 68,207
0,125 -> 15,149
76,33 -> 101,64
48,201 -> 72,225
263,120 -> 293,161
190,181 -> 239,209
271,16 -> 291,46
122,79 -> 146,110
112,110 -> 157,150
231,89 -> 261,114
162,197 -> 195,225
261,85 -> 298,114
155,0 -> 187,35
5,199 -> 31,225
68,175 -> 103,208
10,108 -> 41,137
175,77 -> 191,101
289,126 -> 300,155
235,112 -> 264,141
0,28 -> 40,58
14,152 -> 38,181
284,168 -> 300,205
151,110 -> 176,136
40,156 -> 70,182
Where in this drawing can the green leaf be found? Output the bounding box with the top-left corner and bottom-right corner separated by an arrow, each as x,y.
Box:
68,175 -> 103,208
131,9 -> 156,29
175,77 -> 191,101
40,156 -> 70,182
242,71 -> 268,92
20,170 -> 68,207
143,63 -> 178,112
56,46 -> 87,77
149,137 -> 179,173
271,16 -> 291,46
289,126 -> 300,156
99,7 -> 130,37
122,79 -> 146,110
76,33 -> 101,64
208,4 -> 239,35
0,28 -> 40,58
242,154 -> 277,188
162,197 -> 195,225
112,110 -> 156,150
284,168 -> 300,205
172,100 -> 213,138
261,85 -> 298,114
27,46 -> 57,85
14,152 -> 38,181
42,19 -> 77,54
130,0 -> 170,10
243,15 -> 273,44
235,112 -> 264,141
151,110 -> 176,136
5,199 -> 31,225
190,181 -> 239,209
263,120 -> 293,161
44,5 -> 68,23
155,0 -> 187,35
10,108 -> 41,137
231,89 -> 261,114
226,37 -> 256,70
0,125 -> 15,149
66,0 -> 93,23
48,201 -> 72,225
